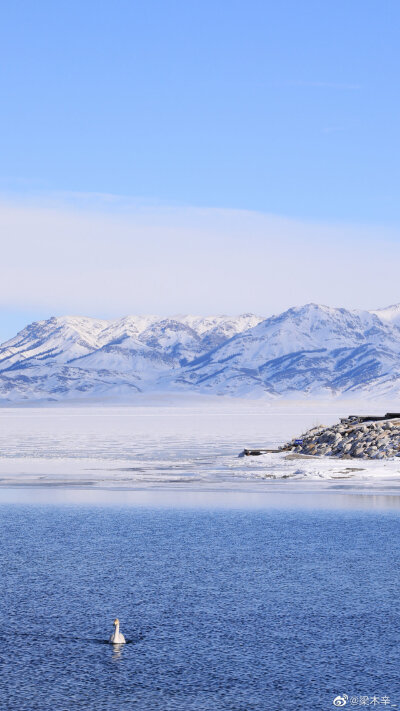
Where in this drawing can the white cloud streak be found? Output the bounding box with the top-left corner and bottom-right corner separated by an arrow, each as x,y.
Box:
0,194 -> 399,318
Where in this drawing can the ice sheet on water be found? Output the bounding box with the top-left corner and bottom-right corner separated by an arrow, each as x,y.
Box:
0,402 -> 399,486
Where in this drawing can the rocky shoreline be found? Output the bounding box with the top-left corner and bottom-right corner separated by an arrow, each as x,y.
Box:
283,414 -> 400,460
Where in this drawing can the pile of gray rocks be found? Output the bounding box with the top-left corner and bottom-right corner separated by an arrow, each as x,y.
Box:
283,417 -> 400,459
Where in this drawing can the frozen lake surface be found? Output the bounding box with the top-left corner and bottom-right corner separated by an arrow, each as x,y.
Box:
0,403 -> 400,486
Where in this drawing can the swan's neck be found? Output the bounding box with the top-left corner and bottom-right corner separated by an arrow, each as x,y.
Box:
114,624 -> 120,635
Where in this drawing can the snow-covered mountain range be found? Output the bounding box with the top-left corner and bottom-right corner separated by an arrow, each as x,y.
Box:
2,305 -> 400,401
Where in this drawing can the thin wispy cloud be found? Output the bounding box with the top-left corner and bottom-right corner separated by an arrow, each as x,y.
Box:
0,194 -> 398,319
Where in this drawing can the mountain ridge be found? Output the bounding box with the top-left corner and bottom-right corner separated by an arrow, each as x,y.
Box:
1,305 -> 400,401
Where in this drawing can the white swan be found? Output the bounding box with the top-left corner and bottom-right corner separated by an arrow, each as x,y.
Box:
109,618 -> 126,644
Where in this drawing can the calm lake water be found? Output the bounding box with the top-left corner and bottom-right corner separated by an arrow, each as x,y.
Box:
1,494 -> 400,710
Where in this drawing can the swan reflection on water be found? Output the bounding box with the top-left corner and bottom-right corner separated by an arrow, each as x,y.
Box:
111,642 -> 125,661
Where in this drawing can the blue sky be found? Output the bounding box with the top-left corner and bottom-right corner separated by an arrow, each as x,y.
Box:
0,1 -> 399,339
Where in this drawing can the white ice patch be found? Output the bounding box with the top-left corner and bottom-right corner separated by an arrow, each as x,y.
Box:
0,401 -> 399,487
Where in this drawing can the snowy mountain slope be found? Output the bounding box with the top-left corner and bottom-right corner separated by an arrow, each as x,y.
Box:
370,303 -> 400,327
0,313 -> 262,399
94,315 -> 160,346
0,313 -> 259,372
1,304 -> 400,400
176,314 -> 264,352
165,304 -> 400,397
0,364 -> 142,401
136,319 -> 202,364
70,335 -> 176,377
0,316 -> 109,372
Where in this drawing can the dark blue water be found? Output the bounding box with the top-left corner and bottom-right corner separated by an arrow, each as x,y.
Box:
0,503 -> 400,710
